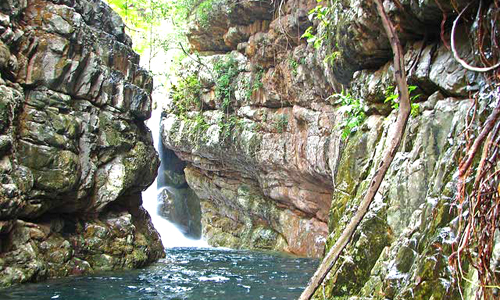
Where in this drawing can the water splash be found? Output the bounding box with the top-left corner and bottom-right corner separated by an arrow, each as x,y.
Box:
0,248 -> 319,300
142,103 -> 208,249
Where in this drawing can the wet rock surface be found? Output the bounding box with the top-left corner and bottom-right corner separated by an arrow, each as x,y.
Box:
157,147 -> 202,239
0,0 -> 163,287
161,0 -> 498,297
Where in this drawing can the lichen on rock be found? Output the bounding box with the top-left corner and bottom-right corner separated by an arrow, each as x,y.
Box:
0,0 -> 163,287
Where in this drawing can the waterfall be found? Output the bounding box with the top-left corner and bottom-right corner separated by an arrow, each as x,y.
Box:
142,103 -> 208,248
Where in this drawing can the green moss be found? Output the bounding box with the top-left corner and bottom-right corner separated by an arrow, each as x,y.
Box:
273,114 -> 288,133
97,112 -> 134,151
47,110 -> 79,138
250,227 -> 279,250
245,67 -> 264,100
0,98 -> 9,133
17,141 -> 79,192
214,54 -> 240,113
171,74 -> 203,117
129,249 -> 148,266
327,131 -> 366,234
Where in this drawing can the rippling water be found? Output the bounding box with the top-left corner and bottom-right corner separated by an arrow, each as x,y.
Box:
0,248 -> 318,300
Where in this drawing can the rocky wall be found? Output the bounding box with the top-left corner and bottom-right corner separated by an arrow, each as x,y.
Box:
157,146 -> 202,239
0,0 -> 164,287
162,0 -> 339,258
162,0 -> 499,297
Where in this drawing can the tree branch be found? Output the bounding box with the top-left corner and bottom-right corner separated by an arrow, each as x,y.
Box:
451,4 -> 500,72
178,42 -> 215,80
458,96 -> 500,178
298,0 -> 411,298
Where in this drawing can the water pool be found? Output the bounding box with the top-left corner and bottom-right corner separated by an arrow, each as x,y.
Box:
0,247 -> 318,300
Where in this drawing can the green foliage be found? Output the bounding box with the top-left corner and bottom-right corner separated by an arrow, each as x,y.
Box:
335,89 -> 367,140
288,56 -> 307,76
245,67 -> 264,99
171,0 -> 228,28
301,0 -> 332,49
383,85 -> 421,118
106,0 -> 165,31
192,113 -> 210,138
253,68 -> 264,90
274,114 -> 289,134
301,0 -> 344,68
105,0 -> 227,72
214,55 -> 246,140
171,74 -> 203,116
301,27 -> 320,49
178,112 -> 210,143
288,57 -> 299,76
105,0 -> 171,55
411,103 -> 420,118
196,0 -> 217,26
214,55 -> 241,113
324,49 -> 341,65
301,0 -> 338,50
218,115 -> 242,140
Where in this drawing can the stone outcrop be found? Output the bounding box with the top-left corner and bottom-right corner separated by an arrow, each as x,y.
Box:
161,0 -> 499,297
0,0 -> 163,286
163,0 -> 337,258
157,145 -> 202,239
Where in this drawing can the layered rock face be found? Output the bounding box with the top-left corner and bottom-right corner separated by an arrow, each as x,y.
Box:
163,0 -> 337,258
161,0 -> 498,298
0,0 -> 163,286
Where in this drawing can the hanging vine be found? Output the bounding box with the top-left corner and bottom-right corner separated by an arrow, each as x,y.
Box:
446,1 -> 500,299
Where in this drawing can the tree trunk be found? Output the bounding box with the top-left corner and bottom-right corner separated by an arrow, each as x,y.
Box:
298,0 -> 411,299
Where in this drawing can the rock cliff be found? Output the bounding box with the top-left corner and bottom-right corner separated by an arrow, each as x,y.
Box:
161,0 -> 499,298
0,0 -> 163,286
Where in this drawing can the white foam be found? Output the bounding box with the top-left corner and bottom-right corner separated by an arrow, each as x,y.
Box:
142,103 -> 208,249
198,276 -> 230,282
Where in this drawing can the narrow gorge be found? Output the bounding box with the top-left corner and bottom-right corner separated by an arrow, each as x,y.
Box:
1,0 -> 499,299
160,0 -> 500,298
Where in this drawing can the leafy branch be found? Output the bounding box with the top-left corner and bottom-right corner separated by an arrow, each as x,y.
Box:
384,85 -> 421,118
334,89 -> 367,140
301,0 -> 334,49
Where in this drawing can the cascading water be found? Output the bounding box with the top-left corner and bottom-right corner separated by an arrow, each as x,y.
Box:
142,102 -> 208,248
0,95 -> 320,300
0,103 -> 320,298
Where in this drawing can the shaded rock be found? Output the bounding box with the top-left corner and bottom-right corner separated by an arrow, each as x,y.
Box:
186,167 -> 327,257
0,193 -> 163,286
155,139 -> 202,239
323,0 -> 474,83
187,0 -> 273,53
0,0 -> 163,287
157,147 -> 187,189
158,187 -> 202,239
